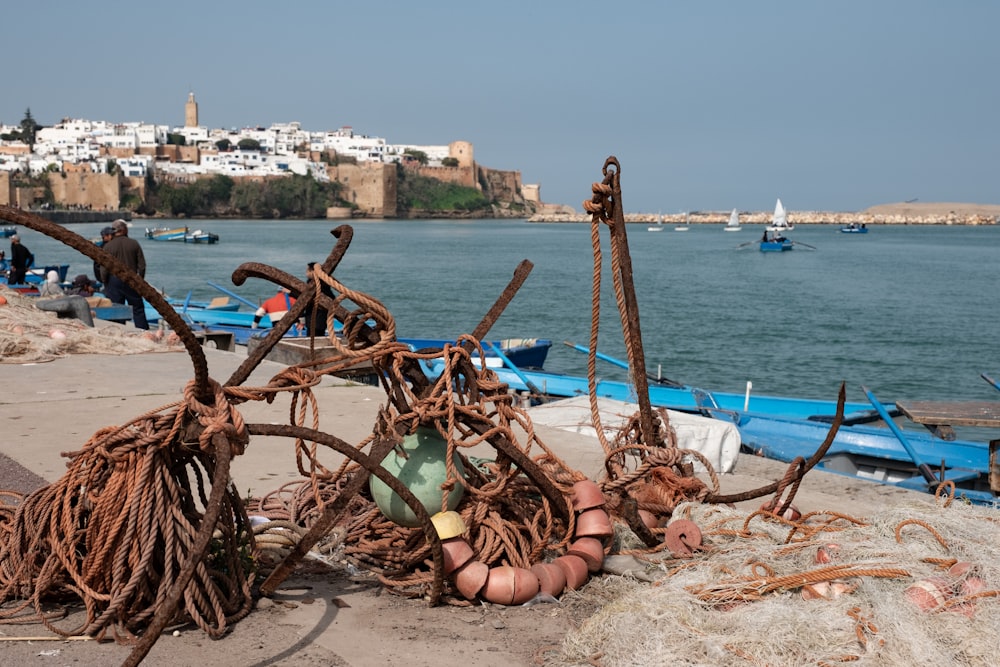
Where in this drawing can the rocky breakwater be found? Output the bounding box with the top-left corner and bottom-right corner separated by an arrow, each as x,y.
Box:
529,202 -> 1000,226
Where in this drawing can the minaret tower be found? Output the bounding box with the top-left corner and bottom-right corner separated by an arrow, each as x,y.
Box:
185,92 -> 199,127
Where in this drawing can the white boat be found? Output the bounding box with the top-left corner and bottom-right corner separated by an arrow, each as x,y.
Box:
724,208 -> 741,232
766,198 -> 794,232
647,212 -> 664,232
674,212 -> 690,232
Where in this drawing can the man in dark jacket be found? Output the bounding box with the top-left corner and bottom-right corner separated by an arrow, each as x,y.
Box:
304,262 -> 335,337
9,234 -> 34,285
99,219 -> 149,329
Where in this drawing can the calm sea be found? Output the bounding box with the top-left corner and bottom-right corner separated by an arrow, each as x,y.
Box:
17,218 -> 1000,407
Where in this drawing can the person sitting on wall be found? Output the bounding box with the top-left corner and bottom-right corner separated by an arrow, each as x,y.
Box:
252,287 -> 296,328
66,274 -> 97,297
38,270 -> 64,297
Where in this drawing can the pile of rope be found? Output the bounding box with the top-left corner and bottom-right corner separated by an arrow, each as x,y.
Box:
0,286 -> 181,363
244,267 -> 589,600
0,378 -> 253,642
546,499 -> 1000,666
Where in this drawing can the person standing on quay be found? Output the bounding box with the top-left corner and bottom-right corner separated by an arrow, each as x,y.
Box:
9,234 -> 34,285
99,219 -> 149,329
304,262 -> 334,338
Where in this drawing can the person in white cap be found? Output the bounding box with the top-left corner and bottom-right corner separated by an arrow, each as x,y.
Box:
38,270 -> 64,297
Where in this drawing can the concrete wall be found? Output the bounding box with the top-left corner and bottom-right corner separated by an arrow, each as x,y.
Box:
327,162 -> 397,217
47,171 -> 121,210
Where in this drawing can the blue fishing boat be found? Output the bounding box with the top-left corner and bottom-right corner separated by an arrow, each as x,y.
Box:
698,399 -> 996,506
421,360 -> 897,423
185,229 -> 220,244
164,294 -> 240,312
145,226 -> 187,241
840,223 -> 869,234
1,226 -> 16,238
400,337 -> 551,370
760,235 -> 793,252
145,226 -> 220,243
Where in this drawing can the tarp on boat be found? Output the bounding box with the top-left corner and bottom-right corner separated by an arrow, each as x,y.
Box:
527,396 -> 740,473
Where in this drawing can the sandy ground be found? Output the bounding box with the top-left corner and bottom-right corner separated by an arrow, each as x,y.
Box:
0,341 -> 942,666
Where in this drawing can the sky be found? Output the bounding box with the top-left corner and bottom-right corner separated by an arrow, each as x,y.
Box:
4,1 -> 998,213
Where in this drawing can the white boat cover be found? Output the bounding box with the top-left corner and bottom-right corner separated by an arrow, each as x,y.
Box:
527,396 -> 740,473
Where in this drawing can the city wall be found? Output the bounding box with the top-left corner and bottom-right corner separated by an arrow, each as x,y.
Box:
326,162 -> 397,218
0,172 -> 11,206
47,172 -> 121,210
409,164 -> 476,188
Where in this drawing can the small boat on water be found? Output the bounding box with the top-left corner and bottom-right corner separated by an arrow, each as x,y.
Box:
674,212 -> 690,232
1,226 -> 16,238
185,229 -> 220,244
164,293 -> 240,312
145,226 -> 220,244
840,223 -> 869,234
759,230 -> 793,252
401,337 -> 552,370
145,226 -> 187,241
647,212 -> 664,232
766,198 -> 794,232
724,209 -> 741,232
29,264 -> 72,283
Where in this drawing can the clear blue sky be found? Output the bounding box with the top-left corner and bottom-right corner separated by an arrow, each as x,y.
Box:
5,1 -> 997,213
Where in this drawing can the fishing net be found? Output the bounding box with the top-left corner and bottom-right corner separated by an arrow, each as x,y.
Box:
0,286 -> 181,363
542,499 -> 1000,666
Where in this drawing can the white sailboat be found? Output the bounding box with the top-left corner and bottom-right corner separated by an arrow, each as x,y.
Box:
766,198 -> 794,232
647,212 -> 664,232
724,208 -> 742,232
674,212 -> 690,231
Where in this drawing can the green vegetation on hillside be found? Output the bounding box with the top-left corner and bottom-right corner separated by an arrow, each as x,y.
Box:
397,168 -> 488,212
149,173 -> 347,218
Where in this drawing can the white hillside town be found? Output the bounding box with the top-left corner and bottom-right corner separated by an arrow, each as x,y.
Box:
0,94 -> 454,181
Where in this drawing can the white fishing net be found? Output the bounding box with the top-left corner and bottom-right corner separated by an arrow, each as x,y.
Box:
0,286 -> 182,363
546,499 -> 1000,666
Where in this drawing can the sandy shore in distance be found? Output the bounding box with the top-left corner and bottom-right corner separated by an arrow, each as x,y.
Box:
862,201 -> 1000,217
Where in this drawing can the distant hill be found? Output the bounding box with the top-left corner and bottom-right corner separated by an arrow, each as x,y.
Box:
862,202 -> 1000,217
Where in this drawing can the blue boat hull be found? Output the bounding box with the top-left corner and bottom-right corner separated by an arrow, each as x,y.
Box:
145,302 -> 551,369
400,337 -> 551,370
709,409 -> 995,505
760,240 -> 793,252
434,363 -> 894,422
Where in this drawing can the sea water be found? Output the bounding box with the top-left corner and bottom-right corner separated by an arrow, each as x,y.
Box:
15,219 -> 1000,407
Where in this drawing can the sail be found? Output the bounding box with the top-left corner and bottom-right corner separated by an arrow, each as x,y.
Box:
772,199 -> 787,229
728,209 -> 740,228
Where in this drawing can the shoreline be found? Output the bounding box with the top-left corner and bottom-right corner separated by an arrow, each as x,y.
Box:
529,201 -> 1000,225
